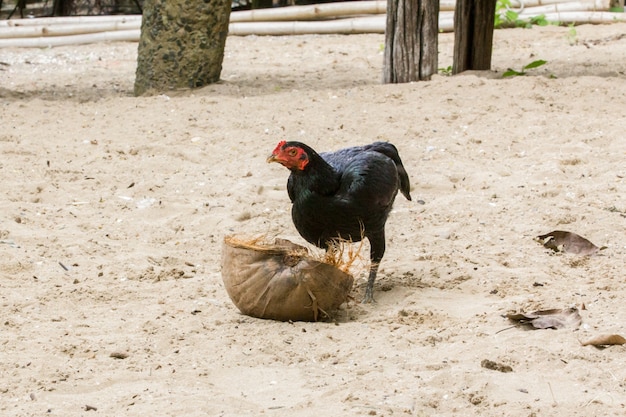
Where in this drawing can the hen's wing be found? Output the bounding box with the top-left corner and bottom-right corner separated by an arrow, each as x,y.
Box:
321,147 -> 399,209
362,142 -> 411,201
321,142 -> 411,204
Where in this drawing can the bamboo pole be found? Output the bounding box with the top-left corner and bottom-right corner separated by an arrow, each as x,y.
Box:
0,29 -> 139,48
515,0 -> 610,15
0,0 -> 598,28
0,19 -> 140,38
229,14 -> 457,35
229,15 -> 386,35
528,10 -> 626,22
230,0 -> 457,18
230,0 -> 388,22
0,0 -> 623,48
507,0 -> 599,6
0,0 -> 610,28
0,14 -> 142,27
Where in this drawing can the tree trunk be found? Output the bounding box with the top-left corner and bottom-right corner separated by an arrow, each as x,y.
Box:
383,0 -> 439,83
134,0 -> 231,96
452,0 -> 497,74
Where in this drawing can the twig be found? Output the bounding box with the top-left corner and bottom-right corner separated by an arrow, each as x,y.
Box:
495,325 -> 518,334
548,382 -> 558,406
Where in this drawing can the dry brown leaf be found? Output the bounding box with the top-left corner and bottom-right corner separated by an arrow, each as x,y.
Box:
536,230 -> 601,255
580,334 -> 626,347
506,307 -> 582,330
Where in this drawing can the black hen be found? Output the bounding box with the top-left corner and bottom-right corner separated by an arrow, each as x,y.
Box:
267,141 -> 412,302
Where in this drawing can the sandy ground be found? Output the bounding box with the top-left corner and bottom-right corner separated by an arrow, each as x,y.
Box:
1,22 -> 626,416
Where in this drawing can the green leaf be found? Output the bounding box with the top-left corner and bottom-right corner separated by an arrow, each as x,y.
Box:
502,69 -> 522,77
438,66 -> 453,76
523,60 -> 547,70
505,10 -> 518,22
529,14 -> 545,23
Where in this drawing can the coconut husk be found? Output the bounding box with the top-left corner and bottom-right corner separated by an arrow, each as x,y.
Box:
221,235 -> 354,322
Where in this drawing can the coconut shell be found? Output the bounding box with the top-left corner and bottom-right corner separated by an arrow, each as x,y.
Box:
221,236 -> 354,322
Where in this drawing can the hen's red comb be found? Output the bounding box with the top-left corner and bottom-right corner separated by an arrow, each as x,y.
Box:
273,140 -> 287,154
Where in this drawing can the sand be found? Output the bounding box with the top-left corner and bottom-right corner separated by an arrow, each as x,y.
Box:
1,22 -> 626,416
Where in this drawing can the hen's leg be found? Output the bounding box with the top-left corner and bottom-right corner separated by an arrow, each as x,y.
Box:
363,233 -> 385,303
363,262 -> 380,303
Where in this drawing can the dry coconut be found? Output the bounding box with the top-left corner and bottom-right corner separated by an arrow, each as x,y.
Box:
221,235 -> 356,322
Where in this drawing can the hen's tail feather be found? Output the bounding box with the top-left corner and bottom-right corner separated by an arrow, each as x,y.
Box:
396,163 -> 412,201
369,142 -> 412,201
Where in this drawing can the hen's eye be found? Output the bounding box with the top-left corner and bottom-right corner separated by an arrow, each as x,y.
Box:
288,149 -> 298,157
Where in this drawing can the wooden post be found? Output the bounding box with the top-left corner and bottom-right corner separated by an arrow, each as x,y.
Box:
383,0 -> 440,83
52,0 -> 73,16
452,0 -> 497,74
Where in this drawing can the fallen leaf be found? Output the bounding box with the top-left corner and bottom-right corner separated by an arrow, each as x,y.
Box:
506,307 -> 582,330
536,230 -> 601,255
580,334 -> 626,347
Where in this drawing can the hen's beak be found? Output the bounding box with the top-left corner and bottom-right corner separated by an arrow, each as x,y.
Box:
266,154 -> 279,164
